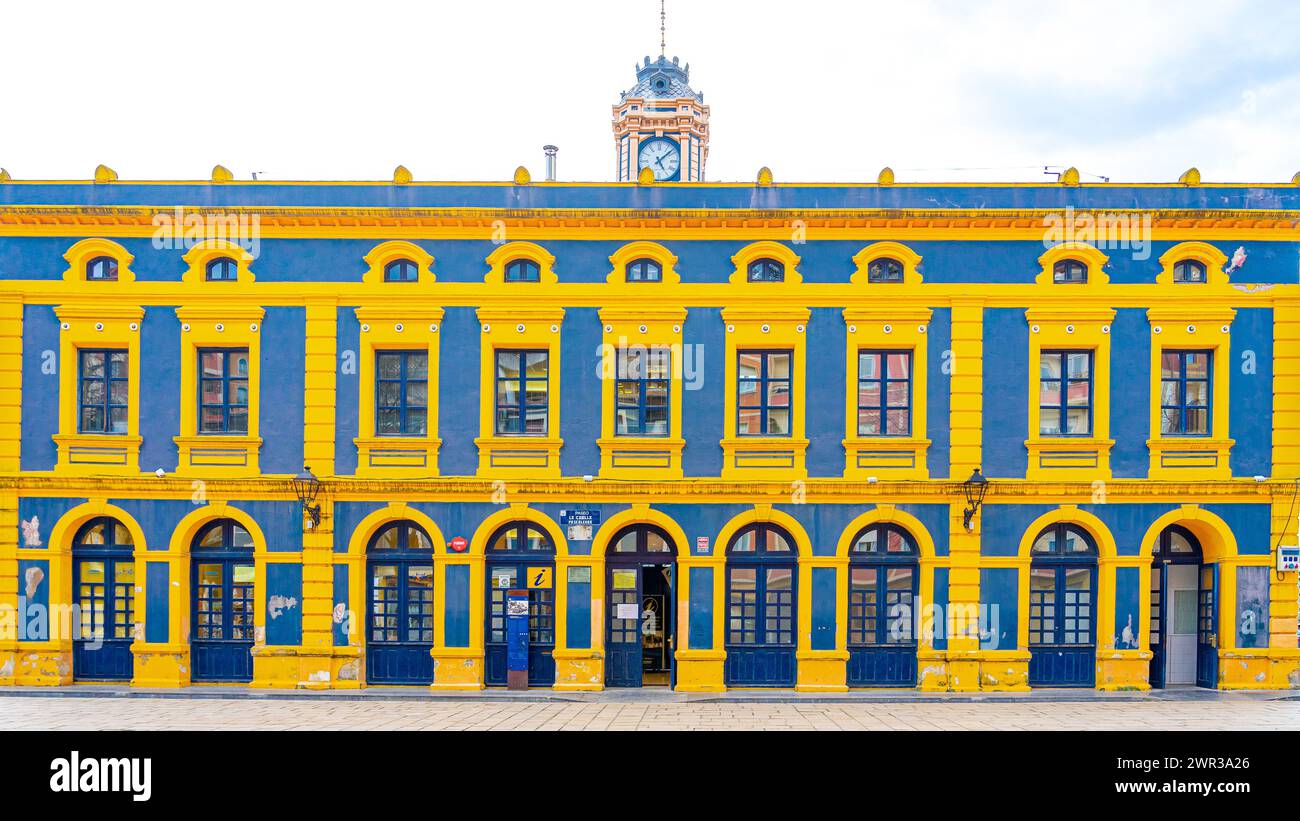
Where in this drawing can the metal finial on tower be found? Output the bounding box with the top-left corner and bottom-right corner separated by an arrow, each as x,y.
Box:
660,0 -> 666,57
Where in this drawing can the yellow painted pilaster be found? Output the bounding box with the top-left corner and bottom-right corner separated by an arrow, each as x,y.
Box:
0,491 -> 17,684
304,300 -> 338,478
1273,299 -> 1300,479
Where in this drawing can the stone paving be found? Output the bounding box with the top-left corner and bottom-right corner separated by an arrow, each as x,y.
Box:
2,692 -> 1298,730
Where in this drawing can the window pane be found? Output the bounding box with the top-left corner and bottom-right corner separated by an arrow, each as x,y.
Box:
1040,380 -> 1061,407
858,410 -> 881,436
377,354 -> 402,379
766,409 -> 790,435
1039,352 -> 1062,379
858,353 -> 881,380
767,353 -> 791,379
495,352 -> 520,379
886,353 -> 909,379
1160,353 -> 1182,379
1185,353 -> 1209,378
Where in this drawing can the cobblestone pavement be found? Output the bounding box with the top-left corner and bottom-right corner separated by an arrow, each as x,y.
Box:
2,694 -> 1298,730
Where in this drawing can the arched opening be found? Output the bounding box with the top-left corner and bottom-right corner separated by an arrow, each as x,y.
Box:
1028,523 -> 1097,687
205,256 -> 238,281
1149,525 -> 1214,688
366,520 -> 435,685
191,519 -> 255,682
725,523 -> 797,687
72,517 -> 135,681
484,521 -> 556,687
604,524 -> 677,688
846,523 -> 918,687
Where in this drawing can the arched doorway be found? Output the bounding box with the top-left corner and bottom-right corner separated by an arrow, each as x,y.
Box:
724,523 -> 797,687
604,524 -> 677,688
484,521 -> 556,687
366,520 -> 435,685
1149,525 -> 1214,688
1028,523 -> 1097,688
72,517 -> 135,681
191,519 -> 255,682
846,523 -> 918,687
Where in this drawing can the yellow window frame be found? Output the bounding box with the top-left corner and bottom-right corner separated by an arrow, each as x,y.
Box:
174,306 -> 264,476
842,307 -> 932,479
1146,307 -> 1235,479
354,307 -> 444,476
1025,308 -> 1115,479
475,308 -> 565,478
720,307 -> 810,479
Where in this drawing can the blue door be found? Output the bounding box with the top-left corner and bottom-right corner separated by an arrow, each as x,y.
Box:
1027,523 -> 1097,688
1196,564 -> 1218,688
484,522 -> 556,687
604,524 -> 678,688
725,523 -> 797,687
72,518 -> 136,681
1149,563 -> 1167,689
190,520 -> 255,683
846,524 -> 918,687
366,521 -> 435,685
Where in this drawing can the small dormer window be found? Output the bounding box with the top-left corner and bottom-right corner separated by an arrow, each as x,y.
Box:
1172,259 -> 1207,283
505,259 -> 541,282
87,256 -> 118,281
626,258 -> 662,282
747,258 -> 785,283
867,257 -> 904,283
1052,259 -> 1087,284
205,257 -> 238,281
384,259 -> 418,283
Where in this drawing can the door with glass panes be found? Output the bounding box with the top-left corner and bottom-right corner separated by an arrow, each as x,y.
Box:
366,521 -> 435,685
484,522 -> 556,686
72,517 -> 136,681
724,523 -> 797,687
1027,523 -> 1097,688
604,524 -> 677,688
190,519 -> 255,682
846,523 -> 919,687
1149,525 -> 1203,688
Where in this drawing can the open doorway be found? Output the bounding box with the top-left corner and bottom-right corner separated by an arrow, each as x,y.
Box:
1150,525 -> 1209,688
605,525 -> 677,688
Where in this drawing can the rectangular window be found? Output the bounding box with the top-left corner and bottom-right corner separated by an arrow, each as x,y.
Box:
1039,350 -> 1092,436
1160,350 -> 1211,435
495,349 -> 548,435
374,350 -> 428,436
78,349 -> 129,434
615,346 -> 670,436
857,350 -> 911,436
198,348 -> 250,434
737,350 -> 791,436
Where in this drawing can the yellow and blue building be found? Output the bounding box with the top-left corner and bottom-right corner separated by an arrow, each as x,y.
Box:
1,58 -> 1298,693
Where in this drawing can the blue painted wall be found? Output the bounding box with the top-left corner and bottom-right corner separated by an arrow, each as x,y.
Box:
565,572 -> 592,650
689,566 -> 713,650
811,566 -> 836,651
332,563 -> 350,646
980,567 -> 1018,650
334,306 -> 361,476
437,307 -> 481,477
19,305 -> 59,471
1109,308 -> 1151,478
264,563 -> 303,646
558,308 -> 601,477
806,308 -> 846,477
981,308 -> 1029,478
139,307 -> 182,473
681,307 -> 725,476
145,561 -> 169,643
445,564 -> 471,648
927,307 -> 952,478
260,307 -> 306,475
1229,308 -> 1272,477
1114,566 -> 1141,649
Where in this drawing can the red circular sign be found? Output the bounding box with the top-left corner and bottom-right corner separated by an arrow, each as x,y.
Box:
449,536 -> 469,553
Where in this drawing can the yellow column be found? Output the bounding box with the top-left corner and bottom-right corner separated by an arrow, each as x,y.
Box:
0,490 -> 17,684
303,300 -> 338,477
1270,299 -> 1300,687
0,297 -> 19,683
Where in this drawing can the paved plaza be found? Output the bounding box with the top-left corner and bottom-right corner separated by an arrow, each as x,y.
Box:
1,689 -> 1297,731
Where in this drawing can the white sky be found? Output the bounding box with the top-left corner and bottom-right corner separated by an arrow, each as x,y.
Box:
1,0 -> 1297,184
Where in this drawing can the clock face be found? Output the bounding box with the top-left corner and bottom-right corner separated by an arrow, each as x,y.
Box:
638,138 -> 681,181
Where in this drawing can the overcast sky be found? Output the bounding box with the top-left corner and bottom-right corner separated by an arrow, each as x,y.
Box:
2,0 -> 1297,184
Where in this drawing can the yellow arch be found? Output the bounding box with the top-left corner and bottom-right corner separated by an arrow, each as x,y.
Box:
1139,505 -> 1238,562
834,505 -> 937,559
50,499 -> 149,552
346,503 -> 448,555
591,505 -> 689,558
715,505 -> 811,556
469,505 -> 568,557
1016,506 -> 1117,559
168,502 -> 268,553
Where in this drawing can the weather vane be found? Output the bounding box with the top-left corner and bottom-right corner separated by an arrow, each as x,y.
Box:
660,0 -> 666,57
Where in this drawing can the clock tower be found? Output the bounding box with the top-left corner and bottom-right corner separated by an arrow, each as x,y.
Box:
613,53 -> 710,182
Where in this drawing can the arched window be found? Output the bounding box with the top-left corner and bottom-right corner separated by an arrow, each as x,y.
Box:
366,520 -> 435,685
746,258 -> 785,283
505,258 -> 541,282
1172,259 -> 1207,283
205,257 -> 238,281
484,521 -> 557,686
847,523 -> 918,687
867,257 -> 904,283
86,256 -> 119,281
488,522 -> 554,552
72,517 -> 135,680
383,259 -> 418,283
625,258 -> 662,282
610,524 -> 674,554
724,523 -> 797,687
1052,258 -> 1087,284
190,518 -> 255,682
1028,523 -> 1097,687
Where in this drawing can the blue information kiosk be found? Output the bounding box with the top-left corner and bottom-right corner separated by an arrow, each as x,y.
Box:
506,589 -> 531,690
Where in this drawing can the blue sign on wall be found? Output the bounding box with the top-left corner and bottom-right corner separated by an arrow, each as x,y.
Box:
559,509 -> 600,541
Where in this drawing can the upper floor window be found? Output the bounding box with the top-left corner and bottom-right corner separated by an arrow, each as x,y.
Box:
867,257 -> 904,283
625,258 -> 662,282
1052,259 -> 1087,284
495,350 -> 548,435
505,259 -> 541,283
1172,259 -> 1207,283
1039,350 -> 1092,436
86,256 -> 119,281
383,259 -> 418,283
746,258 -> 785,283
375,350 -> 428,436
78,349 -> 128,434
615,346 -> 670,436
737,350 -> 791,436
198,348 -> 249,434
205,257 -> 238,282
1160,350 -> 1211,436
857,351 -> 911,436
